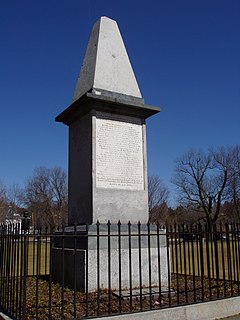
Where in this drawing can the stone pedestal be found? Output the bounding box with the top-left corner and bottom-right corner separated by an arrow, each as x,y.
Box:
52,224 -> 169,293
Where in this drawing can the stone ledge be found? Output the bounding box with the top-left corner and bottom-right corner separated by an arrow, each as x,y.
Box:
94,296 -> 240,320
0,312 -> 12,320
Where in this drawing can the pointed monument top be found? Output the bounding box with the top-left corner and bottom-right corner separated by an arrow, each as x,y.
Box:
72,16 -> 142,102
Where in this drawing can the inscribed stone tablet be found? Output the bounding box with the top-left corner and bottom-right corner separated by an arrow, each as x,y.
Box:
95,112 -> 144,190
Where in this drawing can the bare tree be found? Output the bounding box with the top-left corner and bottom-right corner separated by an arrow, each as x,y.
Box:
7,184 -> 24,217
172,147 -> 231,227
148,175 -> 169,224
22,166 -> 68,227
0,180 -> 8,222
167,205 -> 205,225
227,145 -> 240,221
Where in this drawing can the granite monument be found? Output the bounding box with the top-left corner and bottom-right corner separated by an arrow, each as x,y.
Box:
54,16 -> 169,293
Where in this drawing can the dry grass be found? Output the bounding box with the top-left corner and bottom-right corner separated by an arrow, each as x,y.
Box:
4,238 -> 50,276
8,238 -> 240,281
170,240 -> 240,281
2,237 -> 240,319
18,274 -> 240,319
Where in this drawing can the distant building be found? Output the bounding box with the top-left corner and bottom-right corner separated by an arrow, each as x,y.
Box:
5,212 -> 22,225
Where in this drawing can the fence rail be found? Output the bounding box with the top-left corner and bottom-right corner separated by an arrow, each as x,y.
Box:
0,222 -> 240,319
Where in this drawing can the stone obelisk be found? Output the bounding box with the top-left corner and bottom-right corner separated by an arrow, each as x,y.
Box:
56,16 -> 160,225
53,17 -> 169,293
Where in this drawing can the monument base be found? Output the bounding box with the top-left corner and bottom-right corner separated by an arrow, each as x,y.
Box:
52,224 -> 170,293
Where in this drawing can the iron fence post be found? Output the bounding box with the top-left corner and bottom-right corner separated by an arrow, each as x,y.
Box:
22,211 -> 30,319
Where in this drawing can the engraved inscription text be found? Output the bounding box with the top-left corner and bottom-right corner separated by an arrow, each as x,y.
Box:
95,112 -> 144,190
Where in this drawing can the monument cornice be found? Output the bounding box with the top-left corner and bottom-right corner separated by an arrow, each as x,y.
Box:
55,91 -> 160,126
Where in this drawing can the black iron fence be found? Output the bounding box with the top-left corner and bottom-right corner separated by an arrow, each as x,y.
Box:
0,222 -> 240,319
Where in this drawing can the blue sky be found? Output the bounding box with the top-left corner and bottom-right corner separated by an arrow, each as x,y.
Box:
1,0 -> 240,203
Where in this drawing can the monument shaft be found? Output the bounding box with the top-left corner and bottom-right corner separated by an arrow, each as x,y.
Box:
56,16 -> 160,224
54,17 -> 168,293
67,100 -> 152,224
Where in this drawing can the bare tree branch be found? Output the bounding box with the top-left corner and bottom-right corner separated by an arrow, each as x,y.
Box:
172,147 -> 232,227
22,166 -> 68,227
148,175 -> 169,224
